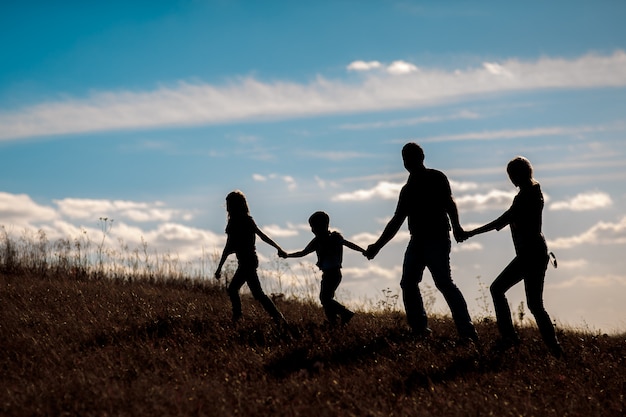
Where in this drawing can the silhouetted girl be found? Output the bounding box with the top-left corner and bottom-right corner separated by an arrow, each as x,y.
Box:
465,157 -> 563,357
215,190 -> 287,326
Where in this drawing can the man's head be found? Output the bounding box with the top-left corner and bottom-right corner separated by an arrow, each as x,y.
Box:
402,142 -> 425,173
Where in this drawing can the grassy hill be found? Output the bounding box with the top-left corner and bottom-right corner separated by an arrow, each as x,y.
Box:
1,269 -> 624,417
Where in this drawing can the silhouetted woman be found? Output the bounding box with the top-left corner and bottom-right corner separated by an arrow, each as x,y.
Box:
215,190 -> 288,326
465,157 -> 563,357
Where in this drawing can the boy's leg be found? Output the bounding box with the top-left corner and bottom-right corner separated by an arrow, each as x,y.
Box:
490,258 -> 524,341
320,270 -> 349,323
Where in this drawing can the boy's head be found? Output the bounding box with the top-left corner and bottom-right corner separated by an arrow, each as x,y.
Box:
308,211 -> 330,235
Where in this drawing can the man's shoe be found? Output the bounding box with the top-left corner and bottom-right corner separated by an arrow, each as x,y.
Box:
341,310 -> 355,325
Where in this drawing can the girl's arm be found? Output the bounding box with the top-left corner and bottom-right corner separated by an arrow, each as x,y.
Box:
215,238 -> 234,279
344,239 -> 365,254
255,225 -> 286,256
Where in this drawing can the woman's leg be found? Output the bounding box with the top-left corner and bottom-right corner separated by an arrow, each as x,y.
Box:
524,257 -> 562,355
490,257 -> 524,341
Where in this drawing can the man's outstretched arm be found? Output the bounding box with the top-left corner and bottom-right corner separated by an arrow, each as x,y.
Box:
365,213 -> 405,259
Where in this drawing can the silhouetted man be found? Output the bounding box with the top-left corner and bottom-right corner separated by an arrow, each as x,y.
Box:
364,142 -> 478,341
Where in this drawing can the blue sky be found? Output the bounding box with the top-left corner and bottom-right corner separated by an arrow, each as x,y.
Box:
1,1 -> 626,333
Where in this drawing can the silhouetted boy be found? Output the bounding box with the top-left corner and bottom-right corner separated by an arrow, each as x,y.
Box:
281,211 -> 364,326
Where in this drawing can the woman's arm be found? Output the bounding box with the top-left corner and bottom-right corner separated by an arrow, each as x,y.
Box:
467,212 -> 510,238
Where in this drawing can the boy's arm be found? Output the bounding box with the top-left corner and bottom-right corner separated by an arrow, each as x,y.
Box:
284,239 -> 316,258
343,239 -> 365,254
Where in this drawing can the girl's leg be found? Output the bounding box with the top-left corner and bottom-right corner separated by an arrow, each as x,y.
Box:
490,258 -> 524,341
524,257 -> 562,355
246,271 -> 286,324
227,269 -> 247,321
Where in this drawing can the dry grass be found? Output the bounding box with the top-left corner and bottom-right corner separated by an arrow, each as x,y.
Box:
0,230 -> 624,416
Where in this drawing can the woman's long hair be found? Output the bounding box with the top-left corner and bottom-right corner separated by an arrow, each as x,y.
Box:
507,156 -> 537,186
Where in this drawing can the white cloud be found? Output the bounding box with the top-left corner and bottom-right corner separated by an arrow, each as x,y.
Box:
548,216 -> 626,249
0,191 -> 223,263
452,241 -> 483,252
332,181 -> 403,202
282,175 -> 297,191
350,230 -> 411,248
339,110 -> 480,130
2,51 -> 625,140
555,258 -> 589,269
351,232 -> 383,246
315,176 -> 326,189
450,179 -> 479,193
417,124 -> 614,143
483,62 -> 513,77
547,274 -> 626,289
53,198 -> 191,222
549,191 -> 613,211
0,192 -> 58,225
262,224 -> 299,238
347,59 -> 418,75
455,189 -> 516,212
342,264 -> 403,281
347,60 -> 382,71
386,60 -> 419,75
252,173 -> 297,191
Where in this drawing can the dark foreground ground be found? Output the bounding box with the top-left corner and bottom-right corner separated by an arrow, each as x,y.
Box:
1,272 -> 624,416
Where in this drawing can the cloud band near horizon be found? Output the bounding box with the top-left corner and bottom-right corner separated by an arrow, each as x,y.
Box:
1,51 -> 625,141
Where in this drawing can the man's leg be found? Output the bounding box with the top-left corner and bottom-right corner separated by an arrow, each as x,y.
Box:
427,239 -> 477,340
401,239 -> 429,333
